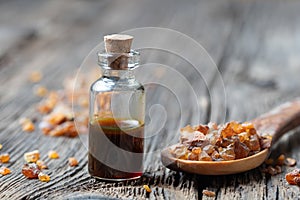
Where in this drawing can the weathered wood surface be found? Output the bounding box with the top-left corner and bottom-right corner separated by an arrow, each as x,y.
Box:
1,0 -> 300,199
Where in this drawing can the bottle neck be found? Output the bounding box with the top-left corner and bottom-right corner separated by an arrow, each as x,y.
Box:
102,69 -> 134,80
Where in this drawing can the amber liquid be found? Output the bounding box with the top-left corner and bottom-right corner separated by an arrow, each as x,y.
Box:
88,117 -> 144,181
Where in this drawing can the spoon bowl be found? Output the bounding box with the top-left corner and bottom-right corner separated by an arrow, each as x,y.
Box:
161,100 -> 300,175
161,145 -> 268,175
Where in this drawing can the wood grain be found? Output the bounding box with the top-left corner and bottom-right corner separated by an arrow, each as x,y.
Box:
0,0 -> 300,199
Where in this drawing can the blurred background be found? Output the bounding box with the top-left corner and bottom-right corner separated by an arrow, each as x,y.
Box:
1,0 -> 300,112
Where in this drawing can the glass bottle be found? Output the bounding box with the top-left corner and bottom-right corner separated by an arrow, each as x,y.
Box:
88,50 -> 145,181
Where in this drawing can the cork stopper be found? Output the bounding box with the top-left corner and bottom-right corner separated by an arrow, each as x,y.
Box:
104,34 -> 133,53
103,34 -> 133,69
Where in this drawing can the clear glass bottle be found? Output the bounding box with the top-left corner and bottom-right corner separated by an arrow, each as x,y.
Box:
88,50 -> 145,181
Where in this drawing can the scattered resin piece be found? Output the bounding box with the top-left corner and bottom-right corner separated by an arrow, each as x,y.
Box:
0,153 -> 10,163
29,71 -> 42,83
48,121 -> 78,137
22,121 -> 35,132
48,150 -> 59,159
275,165 -> 282,174
277,154 -> 285,166
171,121 -> 270,162
0,144 -> 2,150
19,118 -> 31,124
264,166 -> 278,176
262,165 -> 283,176
22,163 -> 41,179
285,157 -> 297,167
263,155 -> 297,176
36,160 -> 48,169
20,118 -> 35,132
19,118 -> 35,132
38,172 -> 50,182
37,103 -> 79,138
143,185 -> 151,193
285,168 -> 300,185
68,157 -> 78,167
202,189 -> 215,197
265,158 -> 274,165
24,150 -> 40,163
0,166 -> 11,176
23,72 -> 92,138
46,113 -> 67,126
39,121 -> 53,135
37,92 -> 59,114
34,85 -> 48,97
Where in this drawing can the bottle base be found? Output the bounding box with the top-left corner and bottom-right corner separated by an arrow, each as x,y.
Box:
91,174 -> 142,182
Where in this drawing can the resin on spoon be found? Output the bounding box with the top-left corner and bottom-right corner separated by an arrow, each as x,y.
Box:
161,100 -> 300,175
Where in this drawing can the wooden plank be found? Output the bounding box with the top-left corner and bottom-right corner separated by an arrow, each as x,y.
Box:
1,0 -> 300,199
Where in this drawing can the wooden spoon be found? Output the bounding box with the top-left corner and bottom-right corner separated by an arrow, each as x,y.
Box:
161,100 -> 300,175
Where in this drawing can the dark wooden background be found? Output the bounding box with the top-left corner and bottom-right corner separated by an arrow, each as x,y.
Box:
1,0 -> 300,199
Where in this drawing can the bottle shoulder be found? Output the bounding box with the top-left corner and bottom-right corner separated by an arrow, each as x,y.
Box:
90,76 -> 144,92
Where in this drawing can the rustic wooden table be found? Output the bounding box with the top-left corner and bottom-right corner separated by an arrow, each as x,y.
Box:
1,0 -> 300,199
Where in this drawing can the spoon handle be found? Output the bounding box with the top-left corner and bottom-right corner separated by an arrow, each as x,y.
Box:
252,99 -> 300,144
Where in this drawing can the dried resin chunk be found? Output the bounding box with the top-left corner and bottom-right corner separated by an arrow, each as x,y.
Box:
234,141 -> 250,159
143,185 -> 152,193
275,165 -> 282,174
286,169 -> 300,185
22,163 -> 41,179
34,85 -> 48,97
20,118 -> 35,132
0,153 -> 10,163
202,189 -> 215,197
36,160 -> 48,169
46,113 -> 67,125
171,145 -> 188,160
219,146 -> 235,161
38,172 -> 50,182
29,71 -> 42,83
48,121 -> 77,137
68,157 -> 78,167
48,150 -> 59,159
285,157 -> 297,167
276,154 -> 285,166
198,151 -> 212,161
0,166 -> 11,175
263,166 -> 278,176
250,135 -> 261,151
37,92 -> 59,114
172,121 -> 267,162
24,150 -> 40,163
